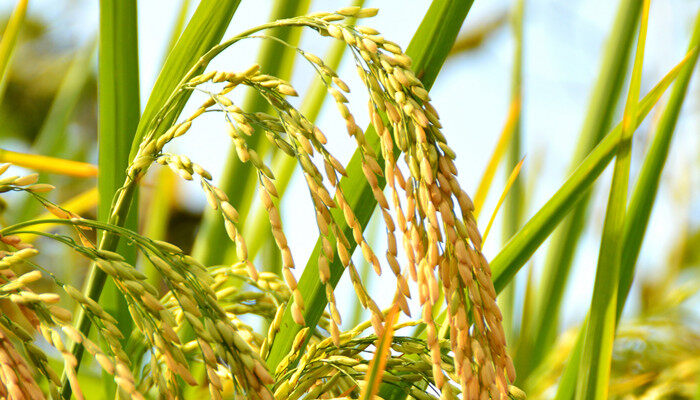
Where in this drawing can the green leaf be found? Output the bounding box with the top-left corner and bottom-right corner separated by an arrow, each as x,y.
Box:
519,0 -> 645,378
62,0 -> 140,398
499,0 -> 525,346
553,12 -> 700,400
264,0 -> 475,372
617,10 -> 700,316
575,1 -> 650,397
490,49 -> 695,294
160,0 -> 193,67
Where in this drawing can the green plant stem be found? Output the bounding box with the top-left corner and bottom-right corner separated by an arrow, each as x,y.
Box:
521,0 -> 644,379
617,10 -> 700,314
490,48 -> 693,293
575,1 -> 649,396
264,0 -> 475,372
61,1 -> 140,398
63,1 -> 242,395
552,12 -> 700,400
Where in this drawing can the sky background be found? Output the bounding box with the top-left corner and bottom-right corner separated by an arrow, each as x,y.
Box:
2,0 -> 699,332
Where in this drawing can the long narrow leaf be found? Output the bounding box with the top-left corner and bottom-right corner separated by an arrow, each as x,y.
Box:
62,0 -> 140,398
553,12 -> 700,400
160,0 -> 192,67
523,0 -> 645,377
128,0 -> 241,160
617,10 -> 700,316
482,157 -> 524,244
499,0 -> 525,345
490,49 -> 695,293
473,98 -> 521,217
575,1 -> 650,397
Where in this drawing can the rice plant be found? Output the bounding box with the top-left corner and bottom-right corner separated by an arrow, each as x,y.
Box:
0,0 -> 698,399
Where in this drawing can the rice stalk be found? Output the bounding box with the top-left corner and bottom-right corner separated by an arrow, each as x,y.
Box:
490,46 -> 696,293
521,0 -> 645,379
575,1 -> 650,397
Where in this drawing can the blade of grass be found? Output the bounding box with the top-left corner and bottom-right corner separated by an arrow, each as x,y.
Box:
520,0 -> 645,378
617,10 -> 700,315
0,0 -> 28,103
490,48 -> 695,293
499,0 -> 525,345
482,157 -> 525,244
65,0 -> 242,391
0,149 -> 97,177
62,0 -> 141,398
139,0 -> 194,289
264,0 -> 475,372
160,0 -> 192,67
553,12 -> 700,400
191,0 -> 311,266
575,1 -> 650,397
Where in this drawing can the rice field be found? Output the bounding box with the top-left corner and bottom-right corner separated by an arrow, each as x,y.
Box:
0,0 -> 698,399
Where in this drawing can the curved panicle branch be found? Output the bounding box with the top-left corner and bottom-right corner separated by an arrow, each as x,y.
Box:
1,4 -> 515,398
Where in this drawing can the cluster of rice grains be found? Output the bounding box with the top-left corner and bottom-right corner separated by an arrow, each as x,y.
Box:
133,6 -> 512,399
0,5 -> 515,399
2,169 -> 275,399
321,8 -> 515,397
158,7 -> 512,398
0,169 -> 77,399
